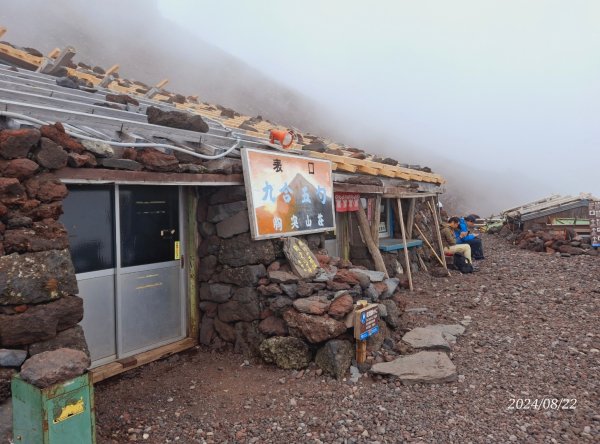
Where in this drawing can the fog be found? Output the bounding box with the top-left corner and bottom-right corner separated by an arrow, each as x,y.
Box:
2,0 -> 599,216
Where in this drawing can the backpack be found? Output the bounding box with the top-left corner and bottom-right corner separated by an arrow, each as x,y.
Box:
453,253 -> 473,274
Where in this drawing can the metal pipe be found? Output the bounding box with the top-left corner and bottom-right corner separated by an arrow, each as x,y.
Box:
0,110 -> 241,160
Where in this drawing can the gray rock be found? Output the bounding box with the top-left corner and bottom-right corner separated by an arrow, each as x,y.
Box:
406,307 -> 429,313
207,201 -> 247,224
202,158 -> 242,175
198,222 -> 216,238
28,325 -> 89,359
280,283 -> 298,298
349,365 -> 361,383
0,250 -> 78,305
197,255 -> 218,282
313,266 -> 338,283
268,271 -> 299,284
178,164 -> 207,174
218,288 -> 261,323
199,283 -> 232,303
216,264 -> 266,286
20,348 -> 90,388
364,284 -> 380,301
33,138 -> 68,169
269,296 -> 294,315
260,337 -> 311,370
349,268 -> 385,282
233,322 -> 264,357
209,186 -> 247,205
283,309 -> 347,343
402,327 -> 451,351
199,315 -> 215,345
81,140 -> 114,158
370,351 -> 457,384
293,296 -> 331,315
213,318 -> 236,343
218,233 -> 276,267
0,295 -> 83,347
377,303 -> 388,318
315,340 -> 354,379
97,158 -> 142,171
216,210 -> 249,239
382,278 -> 400,298
0,349 -> 27,367
381,300 -> 401,329
425,324 -> 466,344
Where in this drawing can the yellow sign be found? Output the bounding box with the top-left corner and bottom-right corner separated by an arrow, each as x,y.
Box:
53,398 -> 85,424
174,241 -> 181,260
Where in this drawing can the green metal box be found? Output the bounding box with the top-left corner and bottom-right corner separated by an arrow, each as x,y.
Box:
11,373 -> 96,444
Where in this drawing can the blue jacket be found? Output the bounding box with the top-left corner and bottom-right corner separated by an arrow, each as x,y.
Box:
455,218 -> 476,243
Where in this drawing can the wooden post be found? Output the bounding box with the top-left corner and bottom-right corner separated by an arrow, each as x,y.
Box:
415,223 -> 447,268
396,198 -> 414,291
428,196 -> 450,275
406,198 -> 417,238
428,197 -> 447,266
416,250 -> 428,272
155,78 -> 169,89
371,195 -> 381,243
354,300 -> 368,364
356,205 -> 389,278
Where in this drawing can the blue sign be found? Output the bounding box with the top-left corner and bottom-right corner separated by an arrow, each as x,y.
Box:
359,325 -> 379,341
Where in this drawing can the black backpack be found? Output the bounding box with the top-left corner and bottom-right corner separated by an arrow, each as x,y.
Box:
453,253 -> 473,274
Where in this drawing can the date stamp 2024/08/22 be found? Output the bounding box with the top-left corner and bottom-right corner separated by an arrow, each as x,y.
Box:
508,398 -> 577,411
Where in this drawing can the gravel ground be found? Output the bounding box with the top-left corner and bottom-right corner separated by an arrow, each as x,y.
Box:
95,235 -> 599,443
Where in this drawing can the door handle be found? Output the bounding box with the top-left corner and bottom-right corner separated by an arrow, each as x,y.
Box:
180,254 -> 185,269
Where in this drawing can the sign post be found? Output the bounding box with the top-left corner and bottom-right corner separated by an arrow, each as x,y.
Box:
590,201 -> 600,247
353,300 -> 379,364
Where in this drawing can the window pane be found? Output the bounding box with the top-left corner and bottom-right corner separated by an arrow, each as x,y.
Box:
119,186 -> 179,267
61,185 -> 115,274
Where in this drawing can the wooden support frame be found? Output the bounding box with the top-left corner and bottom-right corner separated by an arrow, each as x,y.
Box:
396,198 -> 414,291
415,223 -> 446,269
426,196 -> 450,276
371,195 -> 382,243
406,198 -> 417,238
356,205 -> 389,278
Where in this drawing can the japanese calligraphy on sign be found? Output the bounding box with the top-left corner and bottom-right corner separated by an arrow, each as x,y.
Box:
589,201 -> 600,247
283,237 -> 320,279
354,303 -> 379,340
241,148 -> 336,240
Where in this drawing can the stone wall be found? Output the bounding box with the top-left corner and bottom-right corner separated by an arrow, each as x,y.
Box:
0,127 -> 89,401
196,187 -> 406,377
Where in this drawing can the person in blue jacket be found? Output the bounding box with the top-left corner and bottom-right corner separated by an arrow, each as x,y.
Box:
456,215 -> 485,259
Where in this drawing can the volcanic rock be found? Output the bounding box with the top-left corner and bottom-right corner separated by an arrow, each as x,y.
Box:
0,249 -> 78,305
370,351 -> 457,384
146,106 -> 209,133
260,336 -> 311,370
0,128 -> 41,159
20,348 -> 90,388
315,339 -> 354,379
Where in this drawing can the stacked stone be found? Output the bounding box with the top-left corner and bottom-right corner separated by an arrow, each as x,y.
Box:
196,186 -> 406,379
0,126 -> 90,399
500,226 -> 598,256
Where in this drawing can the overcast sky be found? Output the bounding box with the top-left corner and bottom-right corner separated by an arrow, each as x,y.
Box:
158,0 -> 600,204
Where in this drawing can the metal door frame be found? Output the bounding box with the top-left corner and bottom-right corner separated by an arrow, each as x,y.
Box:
64,180 -> 188,365
114,184 -> 187,359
